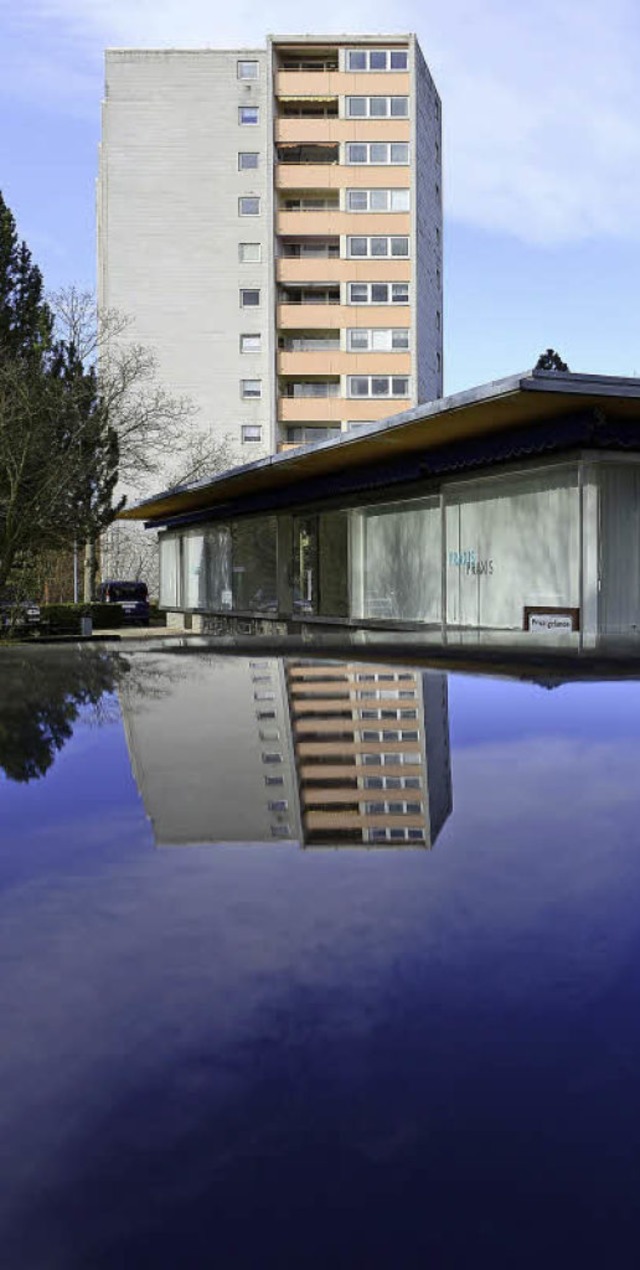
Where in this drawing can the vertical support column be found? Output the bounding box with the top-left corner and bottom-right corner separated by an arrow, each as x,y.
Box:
580,459 -> 599,647
277,515 -> 293,618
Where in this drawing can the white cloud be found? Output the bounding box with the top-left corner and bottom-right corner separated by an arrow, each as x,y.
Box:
3,0 -> 640,244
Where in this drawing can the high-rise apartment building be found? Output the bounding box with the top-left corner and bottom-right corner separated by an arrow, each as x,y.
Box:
98,34 -> 442,461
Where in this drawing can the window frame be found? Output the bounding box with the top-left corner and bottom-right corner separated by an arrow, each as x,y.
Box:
238,151 -> 259,170
239,106 -> 259,125
346,48 -> 409,72
346,142 -> 410,165
240,288 -> 261,308
238,242 -> 262,263
241,424 -> 263,443
238,196 -> 260,217
345,96 -> 409,118
346,188 -> 410,212
347,328 -> 410,352
240,333 -> 261,353
237,59 -> 259,80
347,282 -> 410,305
346,235 -> 409,258
347,374 -> 410,398
240,378 -> 262,399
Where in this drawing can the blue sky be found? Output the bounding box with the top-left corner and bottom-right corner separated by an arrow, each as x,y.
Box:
1,0 -> 640,392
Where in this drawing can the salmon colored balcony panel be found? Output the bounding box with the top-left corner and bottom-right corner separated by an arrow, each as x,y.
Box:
278,351 -> 411,375
276,259 -> 346,284
276,211 -> 411,236
341,397 -> 414,420
277,396 -> 410,423
276,257 -> 410,285
276,164 -> 412,191
292,693 -> 415,712
278,397 -> 346,423
305,811 -> 425,830
277,304 -> 411,329
276,118 -> 411,144
275,70 -> 411,97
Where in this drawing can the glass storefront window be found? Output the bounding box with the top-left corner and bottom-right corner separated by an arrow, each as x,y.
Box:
202,526 -> 232,609
353,497 -> 441,622
444,468 -> 580,629
159,534 -> 181,608
292,517 -> 318,615
182,533 -> 205,609
232,517 -> 278,612
319,513 -> 350,617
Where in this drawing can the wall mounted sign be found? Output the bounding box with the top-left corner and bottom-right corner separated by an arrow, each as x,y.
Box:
523,606 -> 580,633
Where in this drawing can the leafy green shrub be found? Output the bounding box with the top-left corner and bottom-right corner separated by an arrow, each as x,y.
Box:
40,603 -> 124,633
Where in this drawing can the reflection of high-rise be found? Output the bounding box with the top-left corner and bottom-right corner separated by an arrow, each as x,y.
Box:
285,662 -> 451,847
120,654 -> 451,849
120,656 -> 301,846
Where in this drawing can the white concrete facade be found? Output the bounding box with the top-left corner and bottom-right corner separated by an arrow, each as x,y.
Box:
98,35 -> 442,472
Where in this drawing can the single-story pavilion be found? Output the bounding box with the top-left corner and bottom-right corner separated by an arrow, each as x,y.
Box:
121,369 -> 640,642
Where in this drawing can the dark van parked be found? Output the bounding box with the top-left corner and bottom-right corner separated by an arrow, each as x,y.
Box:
96,580 -> 150,625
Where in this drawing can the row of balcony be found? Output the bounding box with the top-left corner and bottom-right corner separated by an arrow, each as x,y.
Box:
274,118 -> 410,144
276,212 -> 411,237
277,392 -> 411,423
277,303 -> 411,328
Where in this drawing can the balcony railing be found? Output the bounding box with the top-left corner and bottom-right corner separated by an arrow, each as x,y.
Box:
280,380 -> 341,399
278,287 -> 341,306
286,425 -> 342,446
279,197 -> 340,212
278,58 -> 339,72
279,101 -> 339,118
277,145 -> 339,166
279,333 -> 340,351
280,239 -> 339,259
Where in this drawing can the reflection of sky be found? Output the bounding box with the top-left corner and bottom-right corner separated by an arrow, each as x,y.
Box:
3,661 -> 640,1266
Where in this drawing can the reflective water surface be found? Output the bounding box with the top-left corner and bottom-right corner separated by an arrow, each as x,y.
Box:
3,643 -> 640,1267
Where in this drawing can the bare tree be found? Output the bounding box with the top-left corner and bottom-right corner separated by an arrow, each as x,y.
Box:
103,431 -> 244,598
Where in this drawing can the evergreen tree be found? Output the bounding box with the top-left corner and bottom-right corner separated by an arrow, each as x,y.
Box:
0,191 -> 53,361
0,194 -> 121,601
535,348 -> 570,372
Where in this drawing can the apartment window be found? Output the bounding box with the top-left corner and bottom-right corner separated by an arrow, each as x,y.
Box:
347,48 -> 408,71
240,333 -> 261,353
347,236 -> 409,258
268,800 -> 289,812
346,96 -> 409,118
346,142 -> 409,165
262,752 -> 283,764
238,243 -> 261,264
347,188 -> 410,212
265,775 -> 284,786
239,197 -> 260,216
242,424 -> 262,441
238,151 -> 259,170
436,310 -> 441,331
347,282 -> 409,305
239,106 -> 259,124
347,328 -> 409,351
237,60 -> 258,79
241,379 -> 262,398
348,375 -> 410,398
240,288 -> 260,307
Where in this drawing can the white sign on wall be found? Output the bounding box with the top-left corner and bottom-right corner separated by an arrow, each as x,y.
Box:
527,613 -> 575,633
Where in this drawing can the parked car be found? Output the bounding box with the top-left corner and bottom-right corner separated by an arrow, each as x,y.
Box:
0,589 -> 41,633
96,580 -> 150,625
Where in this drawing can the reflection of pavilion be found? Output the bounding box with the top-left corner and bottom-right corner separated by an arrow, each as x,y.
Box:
120,656 -> 452,850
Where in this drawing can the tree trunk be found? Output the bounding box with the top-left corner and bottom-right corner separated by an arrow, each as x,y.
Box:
83,539 -> 99,602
